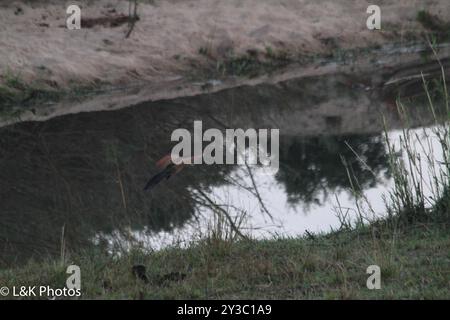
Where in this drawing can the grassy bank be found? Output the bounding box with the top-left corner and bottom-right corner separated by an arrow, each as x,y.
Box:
0,212 -> 448,299
0,69 -> 105,120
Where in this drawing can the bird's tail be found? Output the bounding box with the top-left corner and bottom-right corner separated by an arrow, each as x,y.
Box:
143,168 -> 171,191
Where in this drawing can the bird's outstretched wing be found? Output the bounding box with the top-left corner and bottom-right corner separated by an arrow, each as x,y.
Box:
156,154 -> 172,169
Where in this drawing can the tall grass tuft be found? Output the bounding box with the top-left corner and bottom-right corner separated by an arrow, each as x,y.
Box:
382,63 -> 449,227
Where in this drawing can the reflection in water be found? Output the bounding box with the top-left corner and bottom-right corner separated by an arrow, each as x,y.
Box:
0,108 -> 233,266
0,67 -> 445,267
277,134 -> 390,207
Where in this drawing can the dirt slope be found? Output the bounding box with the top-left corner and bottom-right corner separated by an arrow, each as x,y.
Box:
0,0 -> 448,125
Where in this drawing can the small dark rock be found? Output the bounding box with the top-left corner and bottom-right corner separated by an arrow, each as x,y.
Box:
102,279 -> 113,291
14,7 -> 24,15
158,272 -> 187,284
132,265 -> 149,283
246,49 -> 259,58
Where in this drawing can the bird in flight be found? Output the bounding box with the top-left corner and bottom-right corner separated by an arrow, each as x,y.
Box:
143,154 -> 200,190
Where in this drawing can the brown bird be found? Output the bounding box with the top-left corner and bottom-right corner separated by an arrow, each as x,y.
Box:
143,154 -> 200,190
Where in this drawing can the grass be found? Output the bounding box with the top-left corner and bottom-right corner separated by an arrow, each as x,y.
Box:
194,46 -> 294,80
0,69 -> 105,120
416,10 -> 450,42
0,69 -> 57,118
0,218 -> 448,299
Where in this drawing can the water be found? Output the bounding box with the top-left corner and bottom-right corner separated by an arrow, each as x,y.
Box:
0,64 -> 448,266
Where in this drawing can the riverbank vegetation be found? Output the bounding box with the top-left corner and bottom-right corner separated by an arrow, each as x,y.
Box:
0,218 -> 448,299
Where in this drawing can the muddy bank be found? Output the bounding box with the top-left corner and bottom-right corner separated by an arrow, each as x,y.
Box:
1,0 -> 449,126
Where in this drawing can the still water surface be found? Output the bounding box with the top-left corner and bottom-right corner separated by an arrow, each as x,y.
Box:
0,65 -> 447,266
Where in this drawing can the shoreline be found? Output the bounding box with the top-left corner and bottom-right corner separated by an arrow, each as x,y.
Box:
1,0 -> 450,127
1,41 -> 450,129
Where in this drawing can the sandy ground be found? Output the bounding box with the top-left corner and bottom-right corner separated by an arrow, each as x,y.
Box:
0,0 -> 449,125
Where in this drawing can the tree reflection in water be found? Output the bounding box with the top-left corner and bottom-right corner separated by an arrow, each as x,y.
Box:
276,134 -> 391,208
